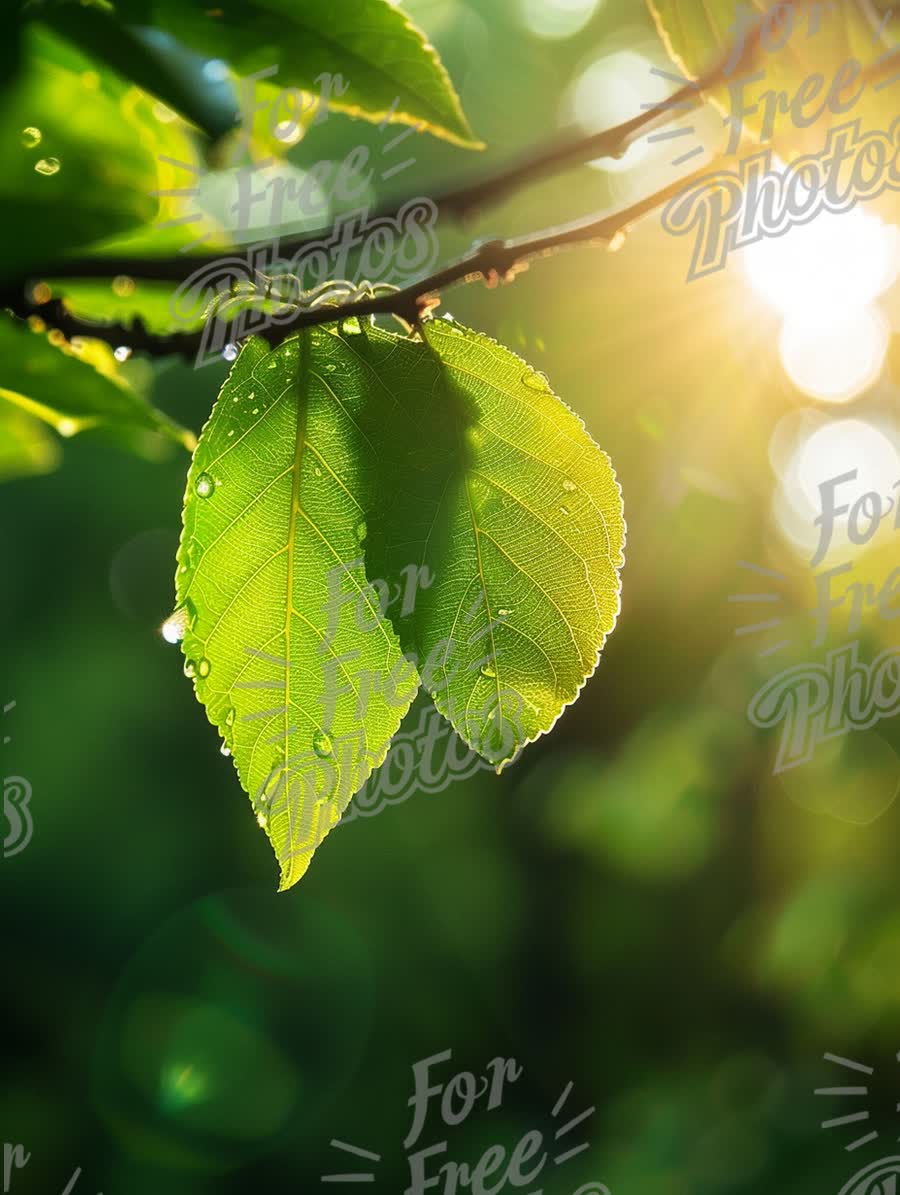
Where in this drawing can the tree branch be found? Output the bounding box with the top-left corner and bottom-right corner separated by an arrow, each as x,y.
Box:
18,163 -> 711,359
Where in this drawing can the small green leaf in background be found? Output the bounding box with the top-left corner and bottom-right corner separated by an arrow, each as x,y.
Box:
175,322 -> 624,888
648,0 -> 900,156
112,0 -> 482,147
0,402 -> 60,482
0,314 -> 194,450
0,26 -> 159,277
37,6 -> 241,148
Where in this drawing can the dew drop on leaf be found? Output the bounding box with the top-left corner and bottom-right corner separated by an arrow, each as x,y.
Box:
34,157 -> 60,176
256,812 -> 268,828
222,343 -> 238,361
21,126 -> 41,148
161,607 -> 189,643
114,346 -> 131,362
341,318 -> 362,335
497,608 -> 511,617
184,659 -> 197,678
312,729 -> 333,757
197,658 -> 211,678
195,472 -> 214,498
220,743 -> 232,757
225,707 -> 236,728
562,479 -> 577,492
521,370 -> 549,392
480,663 -> 496,678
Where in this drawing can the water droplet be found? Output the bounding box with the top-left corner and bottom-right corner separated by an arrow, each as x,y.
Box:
247,391 -> 255,401
203,58 -> 229,82
274,119 -> 299,143
222,343 -> 238,361
225,707 -> 236,728
227,429 -> 234,437
562,479 -> 577,493
34,157 -> 60,176
184,659 -> 197,678
481,663 -> 496,679
498,608 -> 511,618
560,505 -> 570,516
608,230 -> 627,252
521,370 -> 549,392
323,363 -> 337,374
114,345 -> 131,363
160,607 -> 189,643
314,465 -> 322,477
252,407 -> 259,414
312,729 -> 333,757
21,127 -> 41,148
220,743 -> 232,757
256,811 -> 268,828
195,472 -> 214,498
356,520 -> 367,543
56,417 -> 78,438
341,317 -> 362,335
197,657 -> 211,678
112,275 -> 135,297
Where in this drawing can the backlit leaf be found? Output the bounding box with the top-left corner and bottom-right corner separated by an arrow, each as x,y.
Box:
175,332 -> 417,890
0,314 -> 194,450
176,322 -> 624,887
112,0 -> 481,148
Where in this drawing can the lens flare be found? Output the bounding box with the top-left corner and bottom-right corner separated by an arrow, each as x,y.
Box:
744,208 -> 899,323
779,307 -> 889,403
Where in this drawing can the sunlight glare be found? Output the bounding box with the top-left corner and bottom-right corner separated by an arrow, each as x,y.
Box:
779,307 -> 889,403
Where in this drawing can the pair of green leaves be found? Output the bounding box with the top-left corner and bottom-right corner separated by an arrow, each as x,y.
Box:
174,320 -> 625,889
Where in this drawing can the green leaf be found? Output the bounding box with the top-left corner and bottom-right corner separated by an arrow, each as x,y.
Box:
0,25 -> 159,278
0,314 -> 194,449
358,319 -> 626,769
0,402 -> 60,482
648,0 -> 899,153
112,0 -> 481,148
174,332 -> 417,890
37,6 -> 240,146
176,322 -> 624,888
